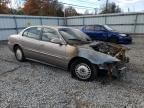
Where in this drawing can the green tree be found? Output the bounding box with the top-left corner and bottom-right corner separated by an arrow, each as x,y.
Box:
100,2 -> 121,14
84,9 -> 89,15
9,7 -> 24,15
65,6 -> 78,17
54,0 -> 64,17
16,7 -> 24,15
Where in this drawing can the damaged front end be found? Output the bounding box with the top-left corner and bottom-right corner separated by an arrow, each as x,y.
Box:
90,41 -> 130,79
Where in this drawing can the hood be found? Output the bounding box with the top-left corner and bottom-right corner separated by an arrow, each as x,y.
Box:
77,41 -> 129,63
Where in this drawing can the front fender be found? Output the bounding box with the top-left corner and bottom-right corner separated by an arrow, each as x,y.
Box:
78,48 -> 120,65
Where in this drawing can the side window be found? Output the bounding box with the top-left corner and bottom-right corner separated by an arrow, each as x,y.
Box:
95,26 -> 105,31
85,26 -> 95,31
23,27 -> 41,40
42,28 -> 59,42
95,26 -> 101,31
100,26 -> 106,30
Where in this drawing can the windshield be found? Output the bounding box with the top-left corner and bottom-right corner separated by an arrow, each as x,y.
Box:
104,25 -> 113,31
59,28 -> 92,45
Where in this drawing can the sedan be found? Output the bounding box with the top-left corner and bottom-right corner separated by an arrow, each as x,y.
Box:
81,25 -> 132,44
8,26 -> 129,81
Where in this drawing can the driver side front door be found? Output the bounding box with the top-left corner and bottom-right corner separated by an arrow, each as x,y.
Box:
38,27 -> 68,68
94,25 -> 108,41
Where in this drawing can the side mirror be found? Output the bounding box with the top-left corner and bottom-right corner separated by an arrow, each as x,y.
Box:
51,38 -> 64,45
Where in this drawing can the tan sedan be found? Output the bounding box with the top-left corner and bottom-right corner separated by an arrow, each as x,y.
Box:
8,26 -> 129,81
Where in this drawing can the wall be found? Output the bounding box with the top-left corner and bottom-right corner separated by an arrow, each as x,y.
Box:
66,12 -> 144,34
0,12 -> 144,40
0,14 -> 64,40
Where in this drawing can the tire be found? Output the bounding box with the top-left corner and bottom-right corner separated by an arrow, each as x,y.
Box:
110,37 -> 118,43
70,59 -> 97,81
14,46 -> 25,62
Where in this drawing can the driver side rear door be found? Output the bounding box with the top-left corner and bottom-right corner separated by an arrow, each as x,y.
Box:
83,25 -> 96,40
20,27 -> 43,60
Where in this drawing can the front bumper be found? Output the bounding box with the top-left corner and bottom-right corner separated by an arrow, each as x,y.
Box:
8,41 -> 14,52
111,64 -> 127,78
98,62 -> 127,78
119,36 -> 132,44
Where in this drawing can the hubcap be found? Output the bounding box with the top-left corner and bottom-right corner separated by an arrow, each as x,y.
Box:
16,49 -> 22,60
75,63 -> 91,80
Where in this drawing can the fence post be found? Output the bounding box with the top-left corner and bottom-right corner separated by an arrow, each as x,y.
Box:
40,16 -> 43,25
134,14 -> 138,33
64,17 -> 67,26
13,15 -> 18,34
105,15 -> 107,25
57,17 -> 59,26
83,16 -> 85,26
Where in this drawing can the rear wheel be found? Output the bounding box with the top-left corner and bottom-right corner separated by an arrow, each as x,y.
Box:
70,59 -> 97,81
14,46 -> 25,62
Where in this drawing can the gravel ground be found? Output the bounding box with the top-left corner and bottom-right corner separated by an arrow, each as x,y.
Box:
0,37 -> 144,108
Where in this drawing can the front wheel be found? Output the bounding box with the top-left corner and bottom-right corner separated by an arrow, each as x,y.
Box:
70,60 -> 97,81
110,37 -> 118,43
14,46 -> 25,62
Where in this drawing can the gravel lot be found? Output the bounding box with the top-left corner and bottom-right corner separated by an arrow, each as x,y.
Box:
0,36 -> 144,108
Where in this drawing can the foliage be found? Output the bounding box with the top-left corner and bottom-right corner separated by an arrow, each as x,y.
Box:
16,7 -> 24,15
100,2 -> 122,14
9,7 -> 24,15
23,0 -> 41,15
0,0 -> 9,14
84,10 -> 89,15
0,0 -> 78,16
23,0 -> 64,16
65,6 -> 78,17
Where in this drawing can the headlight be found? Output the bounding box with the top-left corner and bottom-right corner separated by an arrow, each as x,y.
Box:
120,34 -> 127,37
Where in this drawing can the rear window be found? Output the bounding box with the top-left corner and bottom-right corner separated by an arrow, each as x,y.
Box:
23,27 -> 41,40
85,25 -> 106,31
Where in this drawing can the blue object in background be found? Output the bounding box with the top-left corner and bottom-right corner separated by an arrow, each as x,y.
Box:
81,25 -> 132,44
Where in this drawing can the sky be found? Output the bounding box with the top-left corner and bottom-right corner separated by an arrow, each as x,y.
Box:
58,0 -> 144,14
10,0 -> 144,14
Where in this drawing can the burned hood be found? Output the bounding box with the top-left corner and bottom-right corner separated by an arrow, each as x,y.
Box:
77,41 -> 129,64
77,47 -> 120,65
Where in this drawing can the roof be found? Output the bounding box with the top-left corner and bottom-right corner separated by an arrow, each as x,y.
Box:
27,25 -> 72,29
